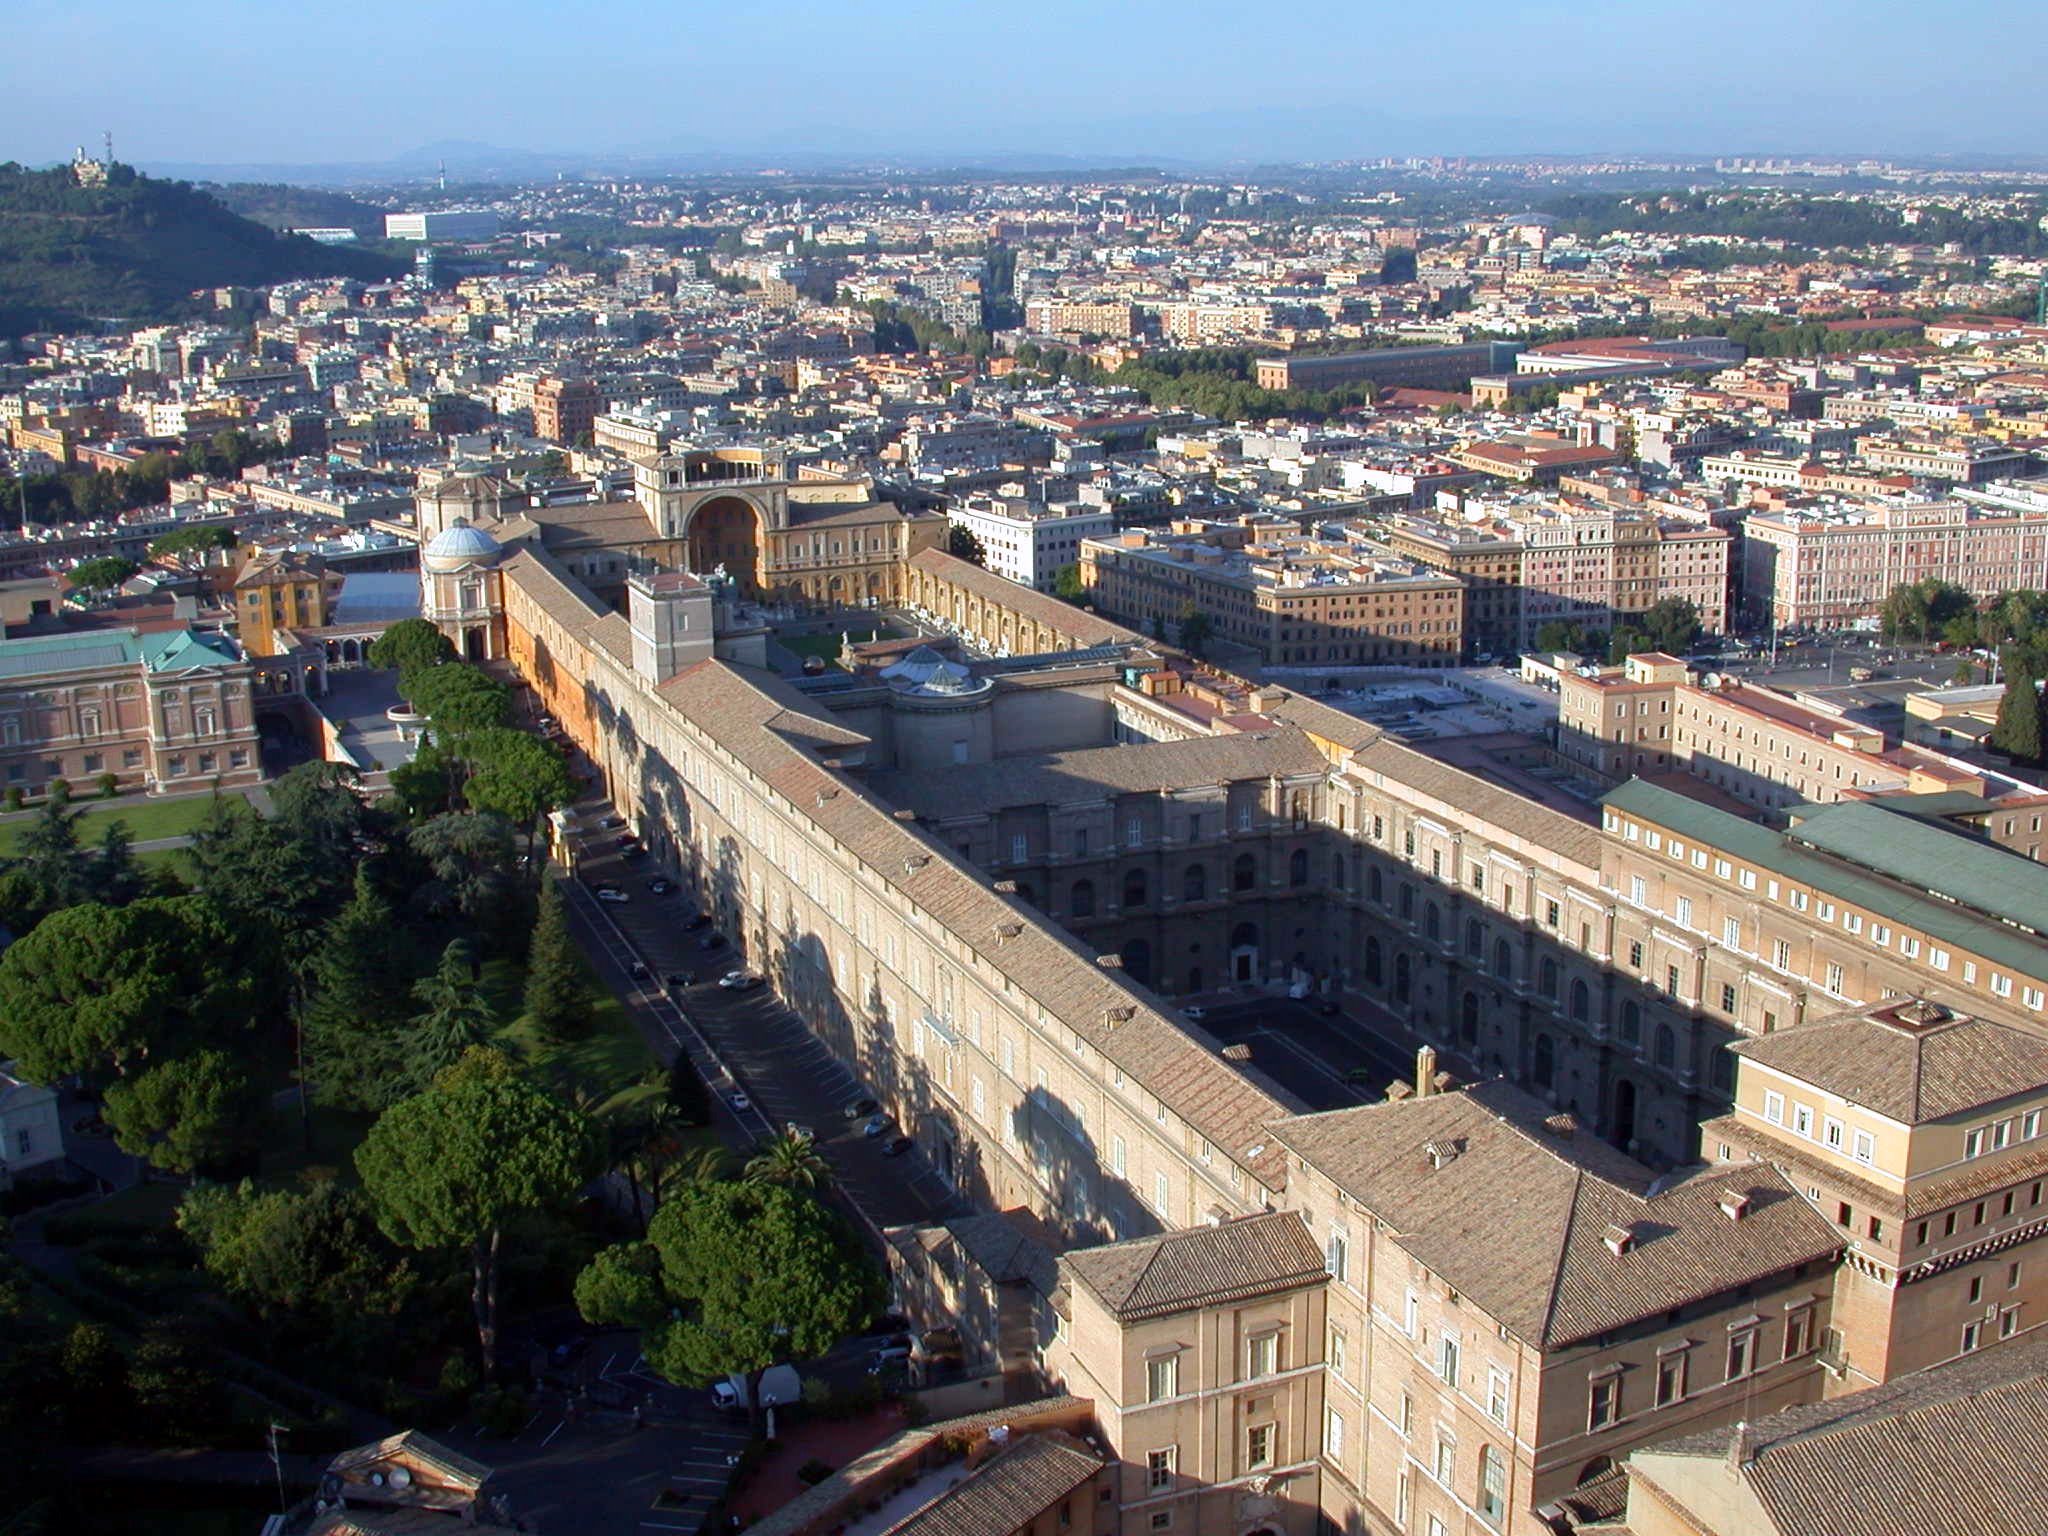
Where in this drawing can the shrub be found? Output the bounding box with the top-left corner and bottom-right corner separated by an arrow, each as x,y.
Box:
471,1385 -> 529,1439
48,777 -> 70,806
4,787 -> 21,811
98,772 -> 119,798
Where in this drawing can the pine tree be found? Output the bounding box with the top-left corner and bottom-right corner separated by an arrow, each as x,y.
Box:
1993,672 -> 2046,766
303,868 -> 415,1110
524,877 -> 591,1042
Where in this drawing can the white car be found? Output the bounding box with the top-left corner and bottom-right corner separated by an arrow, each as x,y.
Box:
719,970 -> 764,991
1182,1005 -> 1207,1022
595,888 -> 629,905
728,1090 -> 750,1112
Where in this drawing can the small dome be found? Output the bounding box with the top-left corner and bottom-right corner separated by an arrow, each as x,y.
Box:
422,518 -> 502,571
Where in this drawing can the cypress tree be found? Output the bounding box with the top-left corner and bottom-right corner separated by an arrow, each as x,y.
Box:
524,877 -> 591,1042
1992,672 -> 2046,766
303,867 -> 414,1110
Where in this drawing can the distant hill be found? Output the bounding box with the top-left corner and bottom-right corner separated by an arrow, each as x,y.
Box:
208,181 -> 394,241
0,161 -> 408,336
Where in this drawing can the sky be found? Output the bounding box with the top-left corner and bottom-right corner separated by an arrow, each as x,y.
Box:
6,0 -> 2044,171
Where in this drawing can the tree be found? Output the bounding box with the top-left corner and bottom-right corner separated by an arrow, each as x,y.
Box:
1991,669 -> 2045,766
128,1327 -> 228,1442
1175,602 -> 1214,658
1378,246 -> 1419,285
407,811 -> 520,927
302,868 -> 417,1111
1054,563 -> 1089,606
1532,619 -> 1585,654
409,939 -> 497,1085
947,523 -> 987,567
368,618 -> 455,677
59,1323 -> 131,1440
574,1180 -> 880,1422
0,898 -> 258,1083
1637,597 -> 1703,655
1881,578 -> 1974,644
407,662 -> 510,733
6,799 -> 89,914
355,1047 -> 595,1372
524,879 -> 591,1042
267,761 -> 369,871
65,556 -> 137,594
103,1048 -> 267,1175
147,525 -> 236,564
457,729 -> 574,853
743,1127 -> 831,1190
178,1178 -> 416,1334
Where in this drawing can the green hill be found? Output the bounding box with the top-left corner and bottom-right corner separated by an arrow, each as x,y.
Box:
0,161 -> 408,336
210,181 -> 394,241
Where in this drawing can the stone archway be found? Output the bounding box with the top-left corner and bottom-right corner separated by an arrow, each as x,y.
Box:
685,495 -> 767,592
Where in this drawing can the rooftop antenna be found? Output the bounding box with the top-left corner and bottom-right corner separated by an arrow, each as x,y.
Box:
103,130 -> 113,165
438,157 -> 447,191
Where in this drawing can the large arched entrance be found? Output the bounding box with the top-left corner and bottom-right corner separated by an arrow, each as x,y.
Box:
686,496 -> 765,592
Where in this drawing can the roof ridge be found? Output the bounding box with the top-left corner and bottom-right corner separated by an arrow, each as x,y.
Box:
1538,1167 -> 1587,1346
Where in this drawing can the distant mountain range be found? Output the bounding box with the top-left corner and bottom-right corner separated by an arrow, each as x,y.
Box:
0,162 -> 407,335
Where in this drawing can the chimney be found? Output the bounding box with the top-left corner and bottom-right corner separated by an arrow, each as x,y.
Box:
1415,1044 -> 1438,1100
1728,1420 -> 1757,1474
1719,1190 -> 1751,1222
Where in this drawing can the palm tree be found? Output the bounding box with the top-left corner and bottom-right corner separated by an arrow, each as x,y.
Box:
744,1128 -> 830,1191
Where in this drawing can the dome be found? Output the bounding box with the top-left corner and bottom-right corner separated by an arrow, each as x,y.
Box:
879,645 -> 988,700
422,518 -> 502,571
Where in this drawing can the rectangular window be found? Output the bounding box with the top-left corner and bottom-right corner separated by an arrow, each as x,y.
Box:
1784,1309 -> 1812,1358
1721,983 -> 1738,1013
1588,1376 -> 1619,1428
1146,1447 -> 1176,1490
1655,1351 -> 1688,1406
1434,1436 -> 1455,1484
1329,1327 -> 1347,1380
1487,1367 -> 1510,1424
1326,1229 -> 1349,1283
1246,1333 -> 1278,1380
1404,1291 -> 1419,1337
1324,1408 -> 1345,1462
1825,962 -> 1845,995
1675,896 -> 1693,927
1010,833 -> 1027,862
1853,1129 -> 1875,1164
1962,1322 -> 1982,1353
1966,1128 -> 1985,1159
1111,1134 -> 1126,1177
1723,916 -> 1742,948
1728,1330 -> 1757,1381
1153,1171 -> 1169,1215
1146,1355 -> 1178,1402
1764,1091 -> 1785,1125
1479,1448 -> 1505,1522
1793,1104 -> 1814,1138
1438,1329 -> 1460,1386
1245,1424 -> 1273,1470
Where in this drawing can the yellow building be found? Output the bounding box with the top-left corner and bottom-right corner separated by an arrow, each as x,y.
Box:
234,549 -> 340,657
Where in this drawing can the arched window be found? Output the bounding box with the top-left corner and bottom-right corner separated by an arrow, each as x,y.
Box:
1394,953 -> 1412,1004
1533,1033 -> 1555,1089
1183,863 -> 1207,903
1233,853 -> 1257,893
1365,936 -> 1383,986
1070,880 -> 1095,918
1654,1025 -> 1677,1069
1461,991 -> 1480,1045
1123,869 -> 1148,908
1424,903 -> 1441,941
1494,939 -> 1513,980
1289,848 -> 1309,887
1466,919 -> 1484,957
1368,866 -> 1384,903
1569,978 -> 1590,1021
1619,1000 -> 1641,1045
1540,959 -> 1559,999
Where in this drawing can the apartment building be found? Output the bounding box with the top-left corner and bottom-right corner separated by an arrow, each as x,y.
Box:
1741,497 -> 2048,630
1557,657 -> 1992,815
532,375 -> 602,445
1855,435 -> 2034,484
1372,513 -> 1526,660
233,549 -> 341,657
949,496 -> 1115,593
1081,527 -> 1465,668
1252,344 -> 1503,394
1707,997 -> 2048,1391
1024,298 -> 1138,340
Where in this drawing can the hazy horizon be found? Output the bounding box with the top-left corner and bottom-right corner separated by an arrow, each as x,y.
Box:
7,0 -> 2044,173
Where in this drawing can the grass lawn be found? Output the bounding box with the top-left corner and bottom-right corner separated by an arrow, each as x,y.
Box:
0,790 -> 243,853
490,954 -> 663,1115
780,625 -> 905,667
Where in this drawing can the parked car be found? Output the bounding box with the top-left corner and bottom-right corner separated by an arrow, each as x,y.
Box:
867,1346 -> 911,1375
665,971 -> 696,991
728,1090 -> 751,1112
1182,1005 -> 1207,1022
719,970 -> 763,991
842,1096 -> 880,1120
595,888 -> 630,905
881,1136 -> 914,1158
648,877 -> 675,895
862,1113 -> 893,1138
628,961 -> 650,981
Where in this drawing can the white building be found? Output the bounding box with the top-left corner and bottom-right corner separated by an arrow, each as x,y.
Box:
0,1065 -> 62,1190
948,497 -> 1114,594
383,210 -> 502,242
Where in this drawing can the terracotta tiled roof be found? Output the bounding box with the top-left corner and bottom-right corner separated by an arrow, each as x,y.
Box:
882,1430 -> 1104,1536
1731,1002 -> 2048,1124
1632,1332 -> 2048,1536
1060,1210 -> 1328,1322
1271,1081 -> 1838,1347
